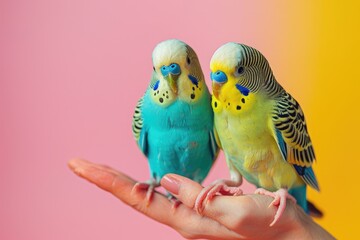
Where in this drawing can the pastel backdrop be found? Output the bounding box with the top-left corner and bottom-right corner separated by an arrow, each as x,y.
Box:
0,0 -> 359,239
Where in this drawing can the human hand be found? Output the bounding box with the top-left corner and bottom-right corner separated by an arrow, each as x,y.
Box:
68,159 -> 334,240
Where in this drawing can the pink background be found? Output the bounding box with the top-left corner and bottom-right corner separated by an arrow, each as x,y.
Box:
2,0 -> 356,239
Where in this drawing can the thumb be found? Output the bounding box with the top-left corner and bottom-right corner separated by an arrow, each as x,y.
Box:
160,174 -> 203,209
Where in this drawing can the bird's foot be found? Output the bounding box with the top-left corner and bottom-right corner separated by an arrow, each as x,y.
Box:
167,195 -> 182,211
195,179 -> 243,215
254,188 -> 296,226
132,179 -> 159,206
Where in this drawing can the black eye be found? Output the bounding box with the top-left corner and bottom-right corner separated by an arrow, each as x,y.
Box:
237,66 -> 244,74
153,66 -> 155,71
187,56 -> 191,64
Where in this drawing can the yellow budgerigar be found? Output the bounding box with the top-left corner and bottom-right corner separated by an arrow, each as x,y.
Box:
195,42 -> 320,226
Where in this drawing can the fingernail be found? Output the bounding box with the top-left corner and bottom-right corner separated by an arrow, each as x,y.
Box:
72,167 -> 83,176
68,159 -> 84,170
68,159 -> 86,176
161,175 -> 180,195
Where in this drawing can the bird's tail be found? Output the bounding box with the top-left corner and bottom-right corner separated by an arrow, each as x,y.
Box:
307,200 -> 324,218
289,186 -> 324,218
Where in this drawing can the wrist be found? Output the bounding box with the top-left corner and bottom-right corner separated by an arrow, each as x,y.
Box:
285,206 -> 313,239
278,204 -> 335,240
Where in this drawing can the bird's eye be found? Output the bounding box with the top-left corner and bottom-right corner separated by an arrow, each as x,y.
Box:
186,56 -> 191,65
237,66 -> 244,74
153,66 -> 156,71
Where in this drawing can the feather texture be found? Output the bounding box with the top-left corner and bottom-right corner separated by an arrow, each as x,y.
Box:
272,92 -> 316,167
132,96 -> 144,142
272,92 -> 319,190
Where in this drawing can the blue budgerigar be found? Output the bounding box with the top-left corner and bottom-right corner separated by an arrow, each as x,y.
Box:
132,39 -> 218,202
195,42 -> 320,226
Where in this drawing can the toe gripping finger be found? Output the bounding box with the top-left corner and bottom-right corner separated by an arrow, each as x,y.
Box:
132,180 -> 159,206
255,188 -> 297,227
195,182 -> 243,215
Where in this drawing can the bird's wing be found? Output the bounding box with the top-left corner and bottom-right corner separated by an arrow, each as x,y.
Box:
132,95 -> 148,156
131,72 -> 159,157
271,92 -> 319,191
209,127 -> 220,162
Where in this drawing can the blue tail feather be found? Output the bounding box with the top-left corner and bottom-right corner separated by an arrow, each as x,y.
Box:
289,185 -> 308,214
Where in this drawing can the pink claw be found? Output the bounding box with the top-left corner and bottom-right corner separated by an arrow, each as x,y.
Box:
132,182 -> 157,206
254,188 -> 296,226
169,197 -> 182,212
195,180 -> 243,215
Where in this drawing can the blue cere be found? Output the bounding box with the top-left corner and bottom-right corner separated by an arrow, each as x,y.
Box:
235,84 -> 250,96
169,63 -> 181,75
161,63 -> 181,77
211,71 -> 227,83
160,66 -> 169,77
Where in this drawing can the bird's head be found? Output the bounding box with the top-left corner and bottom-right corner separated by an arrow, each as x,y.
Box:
151,39 -> 206,104
210,42 -> 279,113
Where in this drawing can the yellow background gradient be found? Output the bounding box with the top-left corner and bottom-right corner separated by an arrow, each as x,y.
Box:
294,1 -> 360,238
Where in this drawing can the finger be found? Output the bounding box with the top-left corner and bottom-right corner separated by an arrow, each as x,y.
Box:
68,159 -> 176,225
68,159 -> 240,239
68,158 -> 123,176
160,174 -> 203,208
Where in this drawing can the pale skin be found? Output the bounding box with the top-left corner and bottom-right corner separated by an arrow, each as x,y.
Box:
68,159 -> 335,240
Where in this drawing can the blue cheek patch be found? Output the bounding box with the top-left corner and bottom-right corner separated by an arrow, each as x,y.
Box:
153,80 -> 160,91
235,84 -> 250,96
188,75 -> 199,86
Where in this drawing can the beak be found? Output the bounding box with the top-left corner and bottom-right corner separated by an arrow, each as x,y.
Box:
165,73 -> 179,94
212,81 -> 222,99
